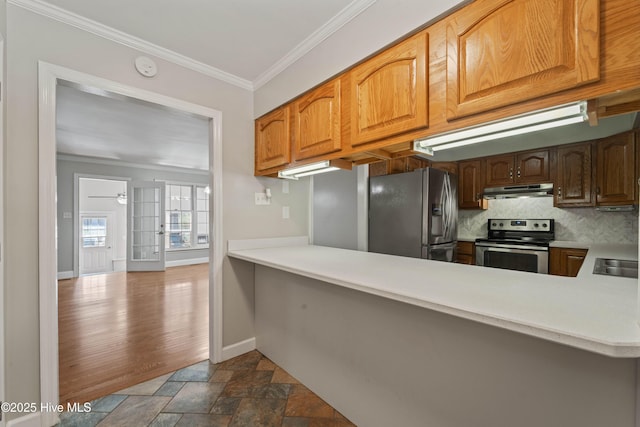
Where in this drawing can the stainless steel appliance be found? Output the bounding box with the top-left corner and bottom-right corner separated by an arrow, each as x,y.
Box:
368,168 -> 458,262
475,219 -> 555,273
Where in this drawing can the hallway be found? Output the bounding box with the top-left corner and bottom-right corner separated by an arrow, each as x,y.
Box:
58,264 -> 209,404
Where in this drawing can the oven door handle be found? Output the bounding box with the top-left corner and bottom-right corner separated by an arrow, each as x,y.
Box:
483,245 -> 548,254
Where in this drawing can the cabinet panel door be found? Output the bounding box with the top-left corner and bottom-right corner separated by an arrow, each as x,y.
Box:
556,142 -> 594,207
516,150 -> 550,184
484,155 -> 514,187
351,31 -> 428,146
293,78 -> 342,161
446,0 -> 600,119
596,132 -> 636,205
255,106 -> 291,172
458,159 -> 487,209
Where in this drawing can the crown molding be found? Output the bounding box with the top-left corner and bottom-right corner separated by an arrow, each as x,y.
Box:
253,0 -> 377,90
8,0 -> 254,90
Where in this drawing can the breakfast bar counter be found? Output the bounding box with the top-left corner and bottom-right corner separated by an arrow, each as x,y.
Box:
228,237 -> 639,427
229,238 -> 640,357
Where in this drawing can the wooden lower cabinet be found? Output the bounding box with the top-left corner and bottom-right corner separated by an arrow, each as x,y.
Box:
456,241 -> 475,265
549,247 -> 588,277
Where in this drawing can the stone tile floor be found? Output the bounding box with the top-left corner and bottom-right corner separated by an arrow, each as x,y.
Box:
58,350 -> 356,426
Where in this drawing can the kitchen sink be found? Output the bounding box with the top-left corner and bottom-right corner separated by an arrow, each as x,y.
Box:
593,258 -> 638,278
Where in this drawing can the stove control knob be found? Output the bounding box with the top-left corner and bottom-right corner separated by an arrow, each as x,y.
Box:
542,223 -> 548,228
492,222 -> 497,227
499,222 -> 504,227
534,223 -> 539,227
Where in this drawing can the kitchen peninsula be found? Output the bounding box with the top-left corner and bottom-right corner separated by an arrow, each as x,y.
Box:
229,237 -> 639,427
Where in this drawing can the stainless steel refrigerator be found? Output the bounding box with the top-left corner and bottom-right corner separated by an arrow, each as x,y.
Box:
368,167 -> 458,262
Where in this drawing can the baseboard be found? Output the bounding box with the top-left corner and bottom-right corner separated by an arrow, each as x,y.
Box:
57,271 -> 74,280
6,412 -> 51,427
165,257 -> 209,268
221,337 -> 256,361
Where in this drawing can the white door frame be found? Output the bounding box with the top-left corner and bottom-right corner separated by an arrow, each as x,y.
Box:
38,61 -> 224,426
0,38 -> 5,427
74,174 -> 130,278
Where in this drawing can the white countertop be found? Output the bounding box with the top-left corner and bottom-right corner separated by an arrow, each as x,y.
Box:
228,238 -> 640,358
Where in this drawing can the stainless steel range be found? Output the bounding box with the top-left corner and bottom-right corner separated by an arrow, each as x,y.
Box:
475,219 -> 555,274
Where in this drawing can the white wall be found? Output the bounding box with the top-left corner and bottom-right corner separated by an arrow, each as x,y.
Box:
5,5 -> 309,418
312,169 -> 359,250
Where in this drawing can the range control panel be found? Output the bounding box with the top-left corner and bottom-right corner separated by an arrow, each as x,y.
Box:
488,219 -> 553,232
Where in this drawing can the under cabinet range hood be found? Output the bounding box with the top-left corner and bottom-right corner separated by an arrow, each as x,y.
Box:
483,183 -> 553,199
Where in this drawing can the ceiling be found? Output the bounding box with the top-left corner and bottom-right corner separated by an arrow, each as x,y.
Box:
56,81 -> 211,170
37,0 -> 359,86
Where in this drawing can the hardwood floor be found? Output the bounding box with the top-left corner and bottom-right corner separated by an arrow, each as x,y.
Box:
58,264 -> 209,405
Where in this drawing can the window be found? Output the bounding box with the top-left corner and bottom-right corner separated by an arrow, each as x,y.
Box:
165,184 -> 209,249
82,217 -> 107,248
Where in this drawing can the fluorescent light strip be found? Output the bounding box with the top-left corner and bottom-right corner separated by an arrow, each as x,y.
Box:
430,115 -> 587,152
278,160 -> 331,177
415,101 -> 587,151
294,167 -> 340,178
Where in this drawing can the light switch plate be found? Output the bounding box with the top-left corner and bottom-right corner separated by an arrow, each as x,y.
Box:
255,193 -> 271,205
282,180 -> 289,194
282,206 -> 290,219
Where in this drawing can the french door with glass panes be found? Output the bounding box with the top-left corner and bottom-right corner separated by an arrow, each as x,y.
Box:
127,181 -> 166,271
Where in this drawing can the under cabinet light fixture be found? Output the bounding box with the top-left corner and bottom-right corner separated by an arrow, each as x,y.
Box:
278,159 -> 352,180
413,101 -> 588,155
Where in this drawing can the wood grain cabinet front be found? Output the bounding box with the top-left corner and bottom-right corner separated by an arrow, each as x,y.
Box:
485,150 -> 550,187
292,78 -> 343,161
445,0 -> 600,119
350,30 -> 428,146
550,247 -> 588,277
456,241 -> 476,265
595,131 -> 636,205
255,106 -> 291,172
555,142 -> 594,207
458,159 -> 487,210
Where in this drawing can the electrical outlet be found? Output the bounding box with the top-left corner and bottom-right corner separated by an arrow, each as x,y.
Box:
255,192 -> 271,205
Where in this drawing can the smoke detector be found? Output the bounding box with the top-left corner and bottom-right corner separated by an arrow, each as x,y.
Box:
134,56 -> 157,77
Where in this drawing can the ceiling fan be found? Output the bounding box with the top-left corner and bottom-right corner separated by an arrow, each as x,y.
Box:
88,192 -> 127,205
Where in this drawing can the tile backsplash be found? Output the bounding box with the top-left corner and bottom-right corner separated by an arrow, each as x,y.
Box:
458,197 -> 639,244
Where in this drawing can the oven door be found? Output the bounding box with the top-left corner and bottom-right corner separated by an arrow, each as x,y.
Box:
475,243 -> 549,274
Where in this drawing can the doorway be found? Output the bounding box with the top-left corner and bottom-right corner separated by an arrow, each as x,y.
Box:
39,62 -> 223,424
78,177 -> 128,276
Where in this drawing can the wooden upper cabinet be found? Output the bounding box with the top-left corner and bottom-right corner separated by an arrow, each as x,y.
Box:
458,159 -> 487,209
293,78 -> 343,161
595,131 -> 636,205
484,154 -> 514,186
485,150 -> 550,186
446,0 -> 600,119
255,106 -> 291,172
350,31 -> 428,146
555,142 -> 594,207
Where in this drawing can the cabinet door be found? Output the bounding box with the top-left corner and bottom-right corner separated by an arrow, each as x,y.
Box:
350,31 -> 428,146
458,159 -> 487,209
456,241 -> 475,265
293,78 -> 342,161
446,0 -> 600,119
516,150 -> 550,184
596,132 -> 636,205
484,154 -> 514,187
556,142 -> 594,207
550,247 -> 588,277
255,106 -> 291,172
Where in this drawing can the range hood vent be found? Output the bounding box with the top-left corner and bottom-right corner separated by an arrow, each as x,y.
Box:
483,183 -> 553,200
